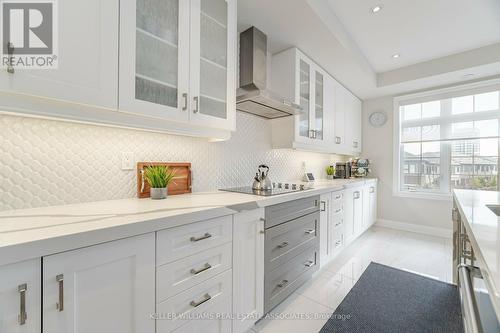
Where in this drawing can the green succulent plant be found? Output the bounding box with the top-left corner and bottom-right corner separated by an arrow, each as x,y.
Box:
144,165 -> 176,188
325,165 -> 336,176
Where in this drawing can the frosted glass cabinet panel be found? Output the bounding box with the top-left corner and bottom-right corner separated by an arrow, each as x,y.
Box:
190,0 -> 236,130
315,71 -> 324,140
120,0 -> 190,122
299,60 -> 311,139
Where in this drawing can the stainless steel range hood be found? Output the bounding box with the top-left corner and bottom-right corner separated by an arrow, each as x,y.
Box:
236,27 -> 301,119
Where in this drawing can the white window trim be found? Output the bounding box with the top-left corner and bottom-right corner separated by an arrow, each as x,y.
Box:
392,78 -> 500,200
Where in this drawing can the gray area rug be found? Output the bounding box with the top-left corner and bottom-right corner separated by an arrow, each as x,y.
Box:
320,262 -> 464,333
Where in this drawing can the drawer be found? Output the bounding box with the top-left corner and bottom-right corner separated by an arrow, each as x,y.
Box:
157,215 -> 232,265
264,244 -> 318,313
265,196 -> 320,228
331,191 -> 343,204
265,212 -> 319,271
156,270 -> 232,333
331,206 -> 343,221
169,299 -> 231,333
157,243 -> 232,302
333,234 -> 344,252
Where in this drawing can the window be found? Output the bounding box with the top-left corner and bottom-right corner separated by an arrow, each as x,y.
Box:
394,82 -> 500,198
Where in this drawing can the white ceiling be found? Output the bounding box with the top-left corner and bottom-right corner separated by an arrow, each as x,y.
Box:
237,0 -> 500,100
327,0 -> 500,72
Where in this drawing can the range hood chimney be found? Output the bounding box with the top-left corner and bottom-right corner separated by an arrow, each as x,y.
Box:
236,27 -> 301,119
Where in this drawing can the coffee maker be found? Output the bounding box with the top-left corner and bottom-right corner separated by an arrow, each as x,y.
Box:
335,162 -> 352,179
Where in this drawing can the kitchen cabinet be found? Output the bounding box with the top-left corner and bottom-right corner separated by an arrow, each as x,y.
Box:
319,193 -> 331,267
119,0 -> 236,131
363,181 -> 377,231
232,209 -> 265,333
42,233 -> 155,333
270,48 -> 333,152
0,0 -> 119,108
333,83 -> 362,155
343,186 -> 364,243
0,259 -> 41,333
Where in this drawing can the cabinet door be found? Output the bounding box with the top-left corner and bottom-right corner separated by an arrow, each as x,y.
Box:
353,189 -> 363,237
233,209 -> 265,333
189,0 -> 236,130
334,83 -> 346,149
351,96 -> 362,153
362,186 -> 371,231
0,0 -> 118,109
343,188 -> 354,243
295,57 -> 315,144
0,259 -> 41,333
319,193 -> 330,267
119,0 -> 190,121
369,183 -> 377,227
312,68 -> 325,142
43,234 -> 155,333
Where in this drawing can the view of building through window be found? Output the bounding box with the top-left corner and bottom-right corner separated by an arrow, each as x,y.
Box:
399,90 -> 499,194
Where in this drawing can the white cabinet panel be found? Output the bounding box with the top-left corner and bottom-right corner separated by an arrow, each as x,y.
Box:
119,0 -> 190,121
43,234 -> 155,333
0,0 -> 119,109
344,187 -> 363,243
232,209 -> 265,333
333,83 -> 362,155
319,193 -> 331,267
189,0 -> 236,130
0,259 -> 41,333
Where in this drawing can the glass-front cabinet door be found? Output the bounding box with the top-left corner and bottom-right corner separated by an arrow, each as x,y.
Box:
298,59 -> 312,142
314,69 -> 325,142
119,0 -> 190,122
189,0 -> 236,130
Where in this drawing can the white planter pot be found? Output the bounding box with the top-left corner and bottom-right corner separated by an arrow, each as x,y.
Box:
326,175 -> 334,180
150,188 -> 167,200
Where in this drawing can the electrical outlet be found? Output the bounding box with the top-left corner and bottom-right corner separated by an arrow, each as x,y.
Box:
121,152 -> 134,170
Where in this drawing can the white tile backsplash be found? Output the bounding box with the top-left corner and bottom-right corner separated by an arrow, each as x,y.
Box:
0,112 -> 345,211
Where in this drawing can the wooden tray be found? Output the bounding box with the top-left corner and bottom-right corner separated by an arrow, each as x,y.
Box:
137,162 -> 192,198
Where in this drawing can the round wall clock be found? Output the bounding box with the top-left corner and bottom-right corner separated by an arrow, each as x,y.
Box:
369,111 -> 387,127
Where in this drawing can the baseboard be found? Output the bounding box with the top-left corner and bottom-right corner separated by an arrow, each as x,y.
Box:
375,219 -> 452,239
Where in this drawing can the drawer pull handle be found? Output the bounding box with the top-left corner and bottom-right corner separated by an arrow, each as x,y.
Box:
305,229 -> 316,234
190,233 -> 212,242
277,280 -> 289,288
369,187 -> 375,193
190,263 -> 212,275
335,208 -> 342,214
305,260 -> 315,268
335,194 -> 342,200
190,293 -> 211,308
320,201 -> 326,211
18,283 -> 27,325
277,242 -> 289,249
56,274 -> 64,312
335,221 -> 342,227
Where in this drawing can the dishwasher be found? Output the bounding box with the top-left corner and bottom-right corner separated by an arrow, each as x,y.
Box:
263,195 -> 320,313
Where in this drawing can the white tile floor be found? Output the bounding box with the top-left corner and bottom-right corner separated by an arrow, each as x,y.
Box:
252,226 -> 453,333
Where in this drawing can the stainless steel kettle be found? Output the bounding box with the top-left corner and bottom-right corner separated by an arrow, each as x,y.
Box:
252,164 -> 272,191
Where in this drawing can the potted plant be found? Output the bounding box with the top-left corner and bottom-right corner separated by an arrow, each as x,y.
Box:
326,165 -> 336,180
144,165 -> 176,200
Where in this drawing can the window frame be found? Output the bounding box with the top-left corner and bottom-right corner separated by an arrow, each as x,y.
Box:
393,79 -> 500,200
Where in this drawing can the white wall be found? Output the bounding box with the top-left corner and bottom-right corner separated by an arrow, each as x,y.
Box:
361,96 -> 452,230
0,112 -> 343,212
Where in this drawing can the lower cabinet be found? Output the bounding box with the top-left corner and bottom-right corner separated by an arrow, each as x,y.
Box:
0,259 -> 41,333
232,209 -> 265,333
319,193 -> 331,267
363,181 -> 378,231
42,233 -> 155,333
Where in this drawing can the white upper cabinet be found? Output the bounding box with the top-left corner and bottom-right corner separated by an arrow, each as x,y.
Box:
189,0 -> 236,130
333,82 -> 362,155
270,47 -> 361,156
270,48 -> 332,152
119,0 -> 236,131
0,259 -> 41,333
0,0 -> 119,109
119,0 -> 190,122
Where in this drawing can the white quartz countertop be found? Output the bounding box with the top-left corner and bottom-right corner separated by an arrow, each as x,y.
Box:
0,178 -> 375,266
453,189 -> 500,314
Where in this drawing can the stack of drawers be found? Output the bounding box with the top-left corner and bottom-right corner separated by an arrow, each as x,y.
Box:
330,191 -> 345,253
155,215 -> 233,333
264,196 -> 321,313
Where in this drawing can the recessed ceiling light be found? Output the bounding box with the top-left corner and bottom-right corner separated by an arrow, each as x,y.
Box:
371,5 -> 383,13
392,53 -> 400,59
